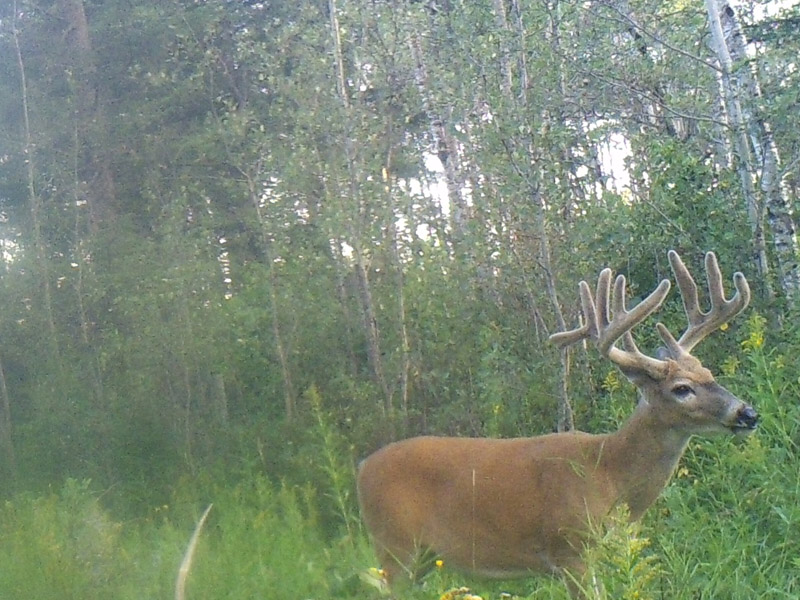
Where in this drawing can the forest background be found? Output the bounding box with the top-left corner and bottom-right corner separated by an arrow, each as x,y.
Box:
0,0 -> 799,598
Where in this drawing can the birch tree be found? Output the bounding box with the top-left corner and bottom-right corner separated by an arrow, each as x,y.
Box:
409,15 -> 471,255
706,0 -> 800,302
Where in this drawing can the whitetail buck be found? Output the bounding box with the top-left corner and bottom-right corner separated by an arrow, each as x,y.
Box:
357,251 -> 758,591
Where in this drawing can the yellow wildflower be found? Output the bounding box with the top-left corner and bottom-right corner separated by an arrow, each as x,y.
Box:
602,369 -> 621,393
742,330 -> 764,350
359,567 -> 388,593
440,587 -> 477,600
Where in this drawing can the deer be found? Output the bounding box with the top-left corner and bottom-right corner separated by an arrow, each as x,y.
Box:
356,250 -> 758,594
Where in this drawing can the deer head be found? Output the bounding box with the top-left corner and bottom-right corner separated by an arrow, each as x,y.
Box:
357,251 -> 756,594
550,250 -> 757,440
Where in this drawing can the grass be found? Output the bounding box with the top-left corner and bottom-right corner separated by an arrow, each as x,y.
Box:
0,330 -> 797,599
0,476 -> 370,600
0,435 -> 795,600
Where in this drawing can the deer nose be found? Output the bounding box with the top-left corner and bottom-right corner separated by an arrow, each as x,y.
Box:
736,405 -> 759,429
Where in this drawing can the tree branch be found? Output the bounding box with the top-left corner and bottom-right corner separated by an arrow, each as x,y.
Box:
592,1 -> 722,73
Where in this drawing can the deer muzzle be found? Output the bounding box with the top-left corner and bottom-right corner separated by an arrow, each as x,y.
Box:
732,404 -> 759,434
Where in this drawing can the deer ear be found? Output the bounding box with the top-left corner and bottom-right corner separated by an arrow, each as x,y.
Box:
655,346 -> 673,361
618,364 -> 660,387
618,346 -> 671,384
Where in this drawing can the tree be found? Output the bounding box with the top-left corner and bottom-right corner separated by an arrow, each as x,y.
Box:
705,0 -> 799,303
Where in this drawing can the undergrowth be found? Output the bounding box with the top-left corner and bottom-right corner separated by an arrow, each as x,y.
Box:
0,316 -> 797,599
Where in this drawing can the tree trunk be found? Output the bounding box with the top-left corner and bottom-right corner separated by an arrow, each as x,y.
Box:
535,196 -> 574,432
492,0 -> 514,99
386,175 -> 412,424
705,0 -> 773,298
606,0 -> 685,137
493,0 -> 574,431
713,0 -> 800,302
0,354 -> 17,482
177,293 -> 196,474
59,0 -> 117,227
329,0 -> 394,419
244,170 -> 296,421
12,1 -> 59,357
352,243 -> 393,418
213,373 -> 228,426
409,33 -> 469,251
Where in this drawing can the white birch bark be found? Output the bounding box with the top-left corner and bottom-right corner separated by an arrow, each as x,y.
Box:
714,0 -> 800,301
705,0 -> 773,297
329,0 -> 394,418
409,33 -> 469,249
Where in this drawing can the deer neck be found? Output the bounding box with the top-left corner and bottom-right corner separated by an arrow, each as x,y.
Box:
604,399 -> 691,519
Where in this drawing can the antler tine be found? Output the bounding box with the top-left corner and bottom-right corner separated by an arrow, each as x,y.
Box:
666,250 -> 751,353
549,278 -> 600,348
549,268 -> 621,349
614,276 -> 647,356
602,275 -> 671,374
595,267 -> 613,332
596,272 -> 629,355
606,275 -> 672,350
615,279 -> 651,358
551,265 -> 672,379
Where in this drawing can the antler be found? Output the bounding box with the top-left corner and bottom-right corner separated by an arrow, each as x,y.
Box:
550,251 -> 750,373
656,250 -> 750,357
550,266 -> 671,377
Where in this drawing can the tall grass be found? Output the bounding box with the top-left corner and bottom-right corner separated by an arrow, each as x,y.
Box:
0,475 -> 374,599
0,317 -> 796,599
0,479 -> 122,600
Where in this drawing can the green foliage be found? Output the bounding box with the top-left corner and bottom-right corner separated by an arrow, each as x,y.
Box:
642,316 -> 800,598
0,0 -> 799,598
0,475 -> 370,600
306,384 -> 360,539
0,479 -> 122,599
0,328 -> 798,598
626,138 -> 748,261
357,321 -> 800,599
576,506 -> 661,600
182,478 -> 339,600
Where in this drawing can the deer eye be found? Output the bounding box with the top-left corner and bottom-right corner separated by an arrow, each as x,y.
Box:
671,384 -> 694,398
